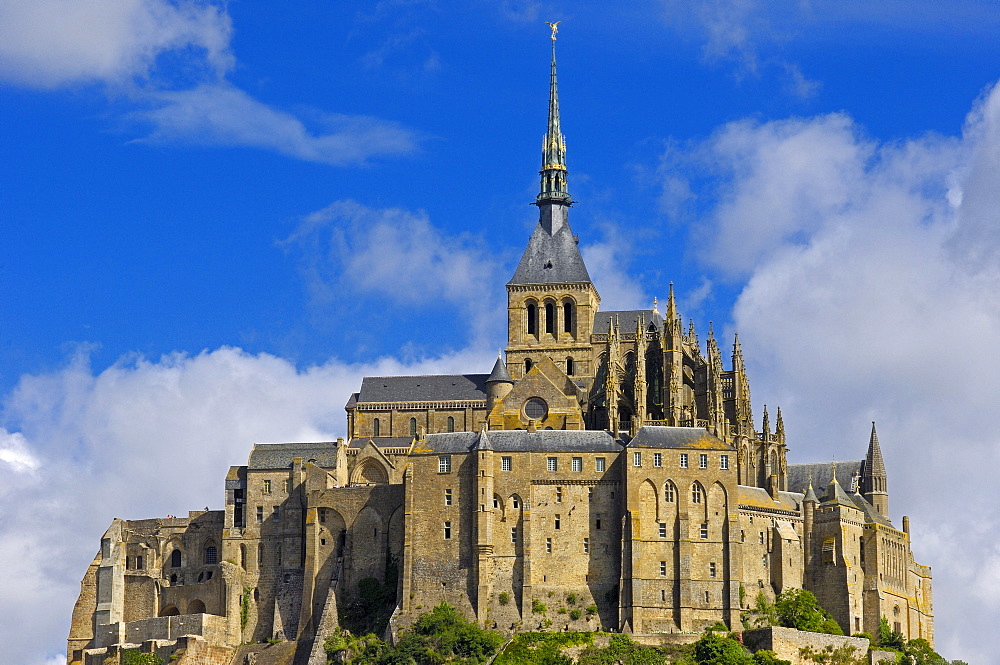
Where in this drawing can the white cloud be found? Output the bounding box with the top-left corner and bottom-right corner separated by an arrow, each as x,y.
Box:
283,200 -> 507,345
581,227 -> 650,312
0,0 -> 419,164
0,343 -> 494,665
137,84 -> 419,165
0,0 -> 232,88
675,81 -> 1000,662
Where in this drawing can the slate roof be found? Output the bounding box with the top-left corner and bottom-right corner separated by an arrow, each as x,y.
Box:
628,426 -> 733,451
849,491 -> 893,527
412,429 -> 623,455
249,442 -> 338,469
509,206 -> 592,285
355,374 -> 489,403
593,310 -> 664,334
787,461 -> 862,495
737,485 -> 802,512
348,436 -> 413,449
486,357 -> 513,384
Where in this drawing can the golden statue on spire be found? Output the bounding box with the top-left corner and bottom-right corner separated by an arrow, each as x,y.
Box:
546,21 -> 561,41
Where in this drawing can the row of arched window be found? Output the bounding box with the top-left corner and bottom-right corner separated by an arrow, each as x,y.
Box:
525,298 -> 575,337
373,416 -> 455,437
167,545 -> 218,568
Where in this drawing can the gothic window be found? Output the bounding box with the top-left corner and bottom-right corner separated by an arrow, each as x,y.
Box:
526,302 -> 538,335
566,357 -> 574,375
409,418 -> 417,437
373,418 -> 380,436
446,416 -> 455,432
524,358 -> 533,373
664,482 -> 675,502
204,546 -> 218,565
692,483 -> 703,503
545,301 -> 556,334
170,549 -> 182,568
563,300 -> 574,334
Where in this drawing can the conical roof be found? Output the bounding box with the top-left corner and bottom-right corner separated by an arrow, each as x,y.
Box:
822,467 -> 856,507
865,421 -> 886,478
486,355 -> 513,384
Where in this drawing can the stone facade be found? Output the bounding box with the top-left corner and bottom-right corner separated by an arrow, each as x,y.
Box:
67,37 -> 935,665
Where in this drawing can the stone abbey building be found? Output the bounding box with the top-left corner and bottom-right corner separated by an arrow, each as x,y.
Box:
68,34 -> 934,665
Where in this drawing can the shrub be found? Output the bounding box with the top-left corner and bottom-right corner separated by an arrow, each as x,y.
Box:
532,599 -> 547,614
566,593 -> 578,606
498,591 -> 511,606
585,604 -> 598,616
569,609 -> 582,620
693,632 -> 754,665
121,651 -> 164,665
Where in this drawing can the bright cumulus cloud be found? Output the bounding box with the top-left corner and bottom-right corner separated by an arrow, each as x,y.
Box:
665,81 -> 999,662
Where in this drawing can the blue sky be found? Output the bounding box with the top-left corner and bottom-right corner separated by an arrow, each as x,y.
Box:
2,2 -> 999,663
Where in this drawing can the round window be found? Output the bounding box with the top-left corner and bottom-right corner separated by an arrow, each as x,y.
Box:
523,397 -> 548,421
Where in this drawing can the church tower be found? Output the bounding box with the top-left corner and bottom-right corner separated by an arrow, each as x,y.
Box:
861,421 -> 889,518
506,27 -> 600,382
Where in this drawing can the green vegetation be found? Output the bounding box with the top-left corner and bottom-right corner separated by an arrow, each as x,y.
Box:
744,589 -> 841,635
498,591 -> 511,606
325,603 -> 504,665
566,593 -> 578,606
495,631 -> 592,665
338,573 -> 397,637
570,609 -> 582,620
240,586 -> 253,631
532,599 -> 547,614
797,644 -> 865,665
578,633 -> 681,665
119,650 -> 164,665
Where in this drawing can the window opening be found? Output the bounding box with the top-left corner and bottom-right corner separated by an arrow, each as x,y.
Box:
438,455 -> 452,473
446,416 -> 455,432
699,454 -> 708,469
692,484 -> 703,503
633,451 -> 642,466
596,457 -> 606,472
546,538 -> 552,553
680,453 -> 689,468
572,457 -> 582,472
664,483 -> 675,502
555,514 -> 561,529
660,561 -> 666,576
659,523 -> 666,538
205,546 -> 218,565
547,457 -> 558,472
409,418 -> 417,437
171,549 -> 182,567
444,522 -> 452,539
502,456 -> 512,471
445,489 -> 453,506
373,418 -> 380,436
653,453 -> 662,467
563,301 -> 574,334
545,302 -> 555,334
526,303 -> 537,335
566,357 -> 574,375
583,538 -> 589,553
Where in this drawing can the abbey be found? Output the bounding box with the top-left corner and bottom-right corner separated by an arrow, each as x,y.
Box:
67,35 -> 933,665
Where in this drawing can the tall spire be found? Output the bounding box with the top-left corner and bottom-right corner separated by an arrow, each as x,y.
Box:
537,22 -> 571,206
862,421 -> 889,518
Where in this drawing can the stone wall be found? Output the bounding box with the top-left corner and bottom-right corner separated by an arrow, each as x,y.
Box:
743,626 -> 870,665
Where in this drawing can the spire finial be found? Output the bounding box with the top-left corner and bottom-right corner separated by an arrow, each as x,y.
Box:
536,22 -> 571,206
652,296 -> 659,314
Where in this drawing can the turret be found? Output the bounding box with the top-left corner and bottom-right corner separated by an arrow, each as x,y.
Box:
485,354 -> 514,413
862,421 -> 889,518
803,476 -> 818,567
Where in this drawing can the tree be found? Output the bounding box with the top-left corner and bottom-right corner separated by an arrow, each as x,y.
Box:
772,589 -> 842,635
878,617 -> 905,650
692,632 -> 753,665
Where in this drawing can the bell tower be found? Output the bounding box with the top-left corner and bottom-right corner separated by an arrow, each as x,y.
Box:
506,24 -> 600,383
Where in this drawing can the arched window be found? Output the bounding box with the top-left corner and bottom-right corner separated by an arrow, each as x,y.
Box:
409,418 -> 417,437
692,483 -> 703,504
664,482 -> 675,502
566,357 -> 574,376
446,416 -> 455,432
170,549 -> 182,567
204,545 -> 218,565
276,543 -> 282,567
526,302 -> 537,335
373,418 -> 380,437
563,301 -> 574,334
545,302 -> 556,334
524,358 -> 533,373
240,545 -> 247,570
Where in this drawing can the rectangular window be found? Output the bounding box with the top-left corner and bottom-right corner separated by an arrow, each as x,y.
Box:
547,457 -> 558,472
583,538 -> 590,553
445,489 -> 453,506
661,589 -> 666,602
283,479 -> 291,493
511,527 -> 518,544
556,487 -> 563,503
319,508 -> 326,523
710,562 -> 717,578
595,514 -> 602,530
596,457 -> 606,472
493,497 -> 499,509
759,532 -> 765,544
588,487 -> 593,503
501,456 -> 512,471
546,538 -> 552,553
438,455 -> 452,473
262,479 -> 271,494
699,454 -> 708,469
256,506 -> 263,523
555,514 -> 561,530
444,521 -> 452,539
273,506 -> 281,520
680,454 -> 688,468
660,561 -> 667,576
572,457 -> 583,472
136,556 -> 143,570
700,523 -> 708,539
633,451 -> 642,467
720,454 -> 729,470
653,452 -> 662,467
659,523 -> 666,538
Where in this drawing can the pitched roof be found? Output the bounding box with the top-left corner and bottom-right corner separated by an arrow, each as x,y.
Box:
628,426 -> 733,450
593,310 -> 664,334
412,429 -> 623,455
356,374 -> 488,403
348,436 -> 413,449
849,491 -> 893,527
249,442 -> 338,469
787,461 -> 862,495
508,206 -> 591,285
737,485 -> 802,512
